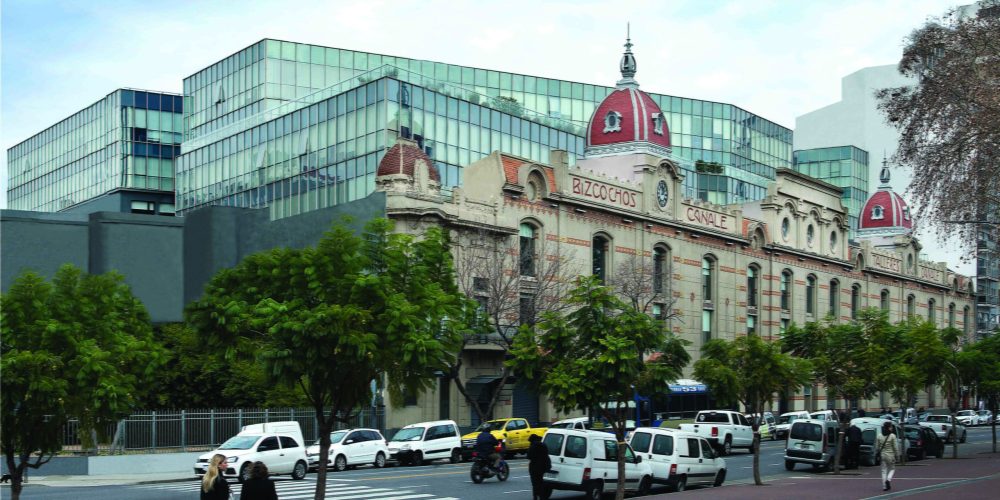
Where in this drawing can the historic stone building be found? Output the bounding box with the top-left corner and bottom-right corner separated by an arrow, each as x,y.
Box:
375,42 -> 976,427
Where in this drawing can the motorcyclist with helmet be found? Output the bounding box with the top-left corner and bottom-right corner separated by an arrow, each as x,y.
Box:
474,429 -> 502,471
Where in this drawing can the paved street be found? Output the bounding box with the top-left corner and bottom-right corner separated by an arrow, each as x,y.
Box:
5,427 -> 998,500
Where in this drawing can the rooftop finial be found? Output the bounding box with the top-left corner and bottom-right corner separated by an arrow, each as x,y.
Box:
617,24 -> 638,88
880,153 -> 891,186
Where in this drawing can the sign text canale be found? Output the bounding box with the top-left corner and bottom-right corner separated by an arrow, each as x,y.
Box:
570,176 -> 639,209
683,204 -> 734,233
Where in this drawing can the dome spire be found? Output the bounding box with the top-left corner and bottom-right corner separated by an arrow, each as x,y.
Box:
617,23 -> 638,89
879,155 -> 891,186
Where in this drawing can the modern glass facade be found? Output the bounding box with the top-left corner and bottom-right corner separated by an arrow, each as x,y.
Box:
793,146 -> 869,234
7,89 -> 182,213
177,39 -> 792,216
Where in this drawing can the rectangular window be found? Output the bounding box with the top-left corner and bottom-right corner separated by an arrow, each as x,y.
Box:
747,267 -> 758,307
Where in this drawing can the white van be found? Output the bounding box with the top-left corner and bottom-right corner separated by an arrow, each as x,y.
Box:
851,417 -> 903,466
541,428 -> 653,500
784,418 -> 840,471
386,420 -> 462,465
627,427 -> 727,492
195,421 -> 309,482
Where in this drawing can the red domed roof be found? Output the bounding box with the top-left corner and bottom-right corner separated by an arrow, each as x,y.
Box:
377,139 -> 440,182
587,87 -> 671,149
858,165 -> 913,234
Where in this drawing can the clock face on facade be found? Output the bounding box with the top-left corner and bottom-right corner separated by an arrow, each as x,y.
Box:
656,180 -> 669,208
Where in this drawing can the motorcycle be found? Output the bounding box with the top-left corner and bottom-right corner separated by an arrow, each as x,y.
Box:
470,441 -> 510,483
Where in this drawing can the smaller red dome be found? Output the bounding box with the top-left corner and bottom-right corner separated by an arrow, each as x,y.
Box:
377,139 -> 440,182
858,165 -> 913,234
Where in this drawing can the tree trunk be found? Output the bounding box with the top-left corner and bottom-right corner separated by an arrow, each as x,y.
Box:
752,431 -> 762,485
951,411 -> 958,459
832,403 -> 843,475
452,375 -> 487,424
992,402 -> 997,454
314,411 -> 334,500
5,452 -> 26,500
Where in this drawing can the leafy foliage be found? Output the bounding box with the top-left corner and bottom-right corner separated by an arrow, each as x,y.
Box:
694,335 -> 812,485
877,8 -> 1000,248
509,276 -> 689,500
186,218 -> 466,500
1,265 -> 165,499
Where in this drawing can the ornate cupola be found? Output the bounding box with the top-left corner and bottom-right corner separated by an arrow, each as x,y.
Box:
858,161 -> 914,236
585,32 -> 671,158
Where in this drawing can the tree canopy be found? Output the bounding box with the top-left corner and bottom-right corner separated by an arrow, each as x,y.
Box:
694,334 -> 812,485
509,275 -> 689,500
1,265 -> 166,500
877,7 -> 1000,248
186,218 -> 467,500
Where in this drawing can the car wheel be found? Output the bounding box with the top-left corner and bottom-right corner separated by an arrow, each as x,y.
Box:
723,437 -> 732,456
961,431 -> 967,443
292,460 -> 307,480
714,469 -> 726,487
917,450 -> 926,461
449,449 -> 461,464
936,447 -> 944,459
585,480 -> 604,499
374,452 -> 386,468
637,475 -> 652,495
674,476 -> 687,492
238,463 -> 252,483
413,451 -> 424,466
334,454 -> 348,472
539,485 -> 553,500
785,460 -> 795,471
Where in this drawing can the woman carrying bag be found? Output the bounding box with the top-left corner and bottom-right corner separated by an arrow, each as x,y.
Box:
877,422 -> 899,491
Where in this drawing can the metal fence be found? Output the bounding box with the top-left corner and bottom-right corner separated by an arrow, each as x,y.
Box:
61,407 -> 385,454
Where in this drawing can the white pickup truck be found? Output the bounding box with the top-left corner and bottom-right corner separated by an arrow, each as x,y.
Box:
678,410 -> 754,455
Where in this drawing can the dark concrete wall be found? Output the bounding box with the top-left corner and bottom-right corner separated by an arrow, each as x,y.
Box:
2,192 -> 386,324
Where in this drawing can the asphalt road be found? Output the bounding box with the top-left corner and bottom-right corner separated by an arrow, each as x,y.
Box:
9,427 -> 999,500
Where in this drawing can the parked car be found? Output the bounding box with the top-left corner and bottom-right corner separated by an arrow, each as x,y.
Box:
774,411 -> 811,441
541,428 -> 653,499
747,412 -> 776,441
903,425 -> 944,460
628,427 -> 727,491
976,410 -> 993,426
305,428 -> 388,472
678,410 -> 754,456
386,420 -> 463,465
460,418 -> 548,459
850,417 -> 903,467
956,410 -> 977,427
810,409 -> 838,423
549,416 -> 636,433
784,418 -> 841,471
195,421 -> 309,482
919,415 -> 967,443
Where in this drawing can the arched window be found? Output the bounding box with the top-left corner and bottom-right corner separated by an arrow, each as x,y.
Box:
928,298 -> 937,324
829,280 -> 840,318
872,205 -> 885,220
653,246 -> 669,295
592,233 -> 611,283
851,284 -> 861,319
702,256 -> 716,302
806,275 -> 817,315
948,303 -> 956,328
907,295 -> 916,318
880,290 -> 890,311
780,270 -> 792,311
747,265 -> 760,308
519,222 -> 538,277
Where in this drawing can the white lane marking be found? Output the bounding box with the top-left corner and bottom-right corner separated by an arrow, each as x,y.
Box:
278,488 -> 395,500
504,490 -> 533,494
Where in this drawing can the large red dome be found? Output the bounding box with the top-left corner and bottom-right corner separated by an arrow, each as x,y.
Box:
587,88 -> 671,149
858,165 -> 913,235
377,138 -> 440,182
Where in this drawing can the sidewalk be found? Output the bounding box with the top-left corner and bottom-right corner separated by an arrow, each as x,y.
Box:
1,471 -> 191,488
654,452 -> 1000,499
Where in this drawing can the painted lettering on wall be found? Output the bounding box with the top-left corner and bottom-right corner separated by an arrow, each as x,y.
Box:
571,176 -> 639,208
683,205 -> 733,233
920,267 -> 942,282
872,254 -> 902,273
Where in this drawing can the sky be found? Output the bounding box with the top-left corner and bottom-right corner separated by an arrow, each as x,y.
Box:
0,0 -> 971,273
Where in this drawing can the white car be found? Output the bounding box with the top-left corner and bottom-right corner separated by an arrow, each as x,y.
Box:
956,410 -> 977,427
386,420 -> 462,466
678,410 -> 754,455
628,427 -> 726,491
306,428 -> 389,471
541,428 -> 653,498
919,415 -> 967,443
976,410 -> 992,426
549,416 -> 636,432
774,411 -> 811,441
195,421 -> 309,483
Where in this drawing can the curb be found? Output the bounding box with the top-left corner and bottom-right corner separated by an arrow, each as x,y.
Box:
135,476 -> 195,485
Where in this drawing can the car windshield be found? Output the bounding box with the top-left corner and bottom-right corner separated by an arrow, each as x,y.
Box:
219,435 -> 259,450
926,416 -> 949,423
790,423 -> 822,441
778,415 -> 799,425
314,431 -> 347,446
904,428 -> 921,439
979,411 -> 990,416
475,421 -> 506,432
548,421 -> 577,429
391,428 -> 425,441
862,429 -> 876,445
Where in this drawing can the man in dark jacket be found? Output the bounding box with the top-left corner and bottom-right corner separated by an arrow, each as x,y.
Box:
527,434 -> 551,500
846,425 -> 863,469
475,429 -> 501,470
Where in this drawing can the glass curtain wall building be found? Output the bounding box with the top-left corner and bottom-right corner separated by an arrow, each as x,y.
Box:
7,89 -> 183,214
793,146 -> 869,235
177,39 -> 792,216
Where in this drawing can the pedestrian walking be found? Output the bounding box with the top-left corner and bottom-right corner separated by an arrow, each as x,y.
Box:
200,454 -> 232,500
527,434 -> 551,500
240,461 -> 278,500
846,424 -> 862,469
877,422 -> 899,491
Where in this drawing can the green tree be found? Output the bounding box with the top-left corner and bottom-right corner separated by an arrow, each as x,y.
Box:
509,276 -> 689,500
961,333 -> 1000,452
694,335 -> 812,485
1,265 -> 166,500
187,218 -> 466,499
884,320 -> 950,420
